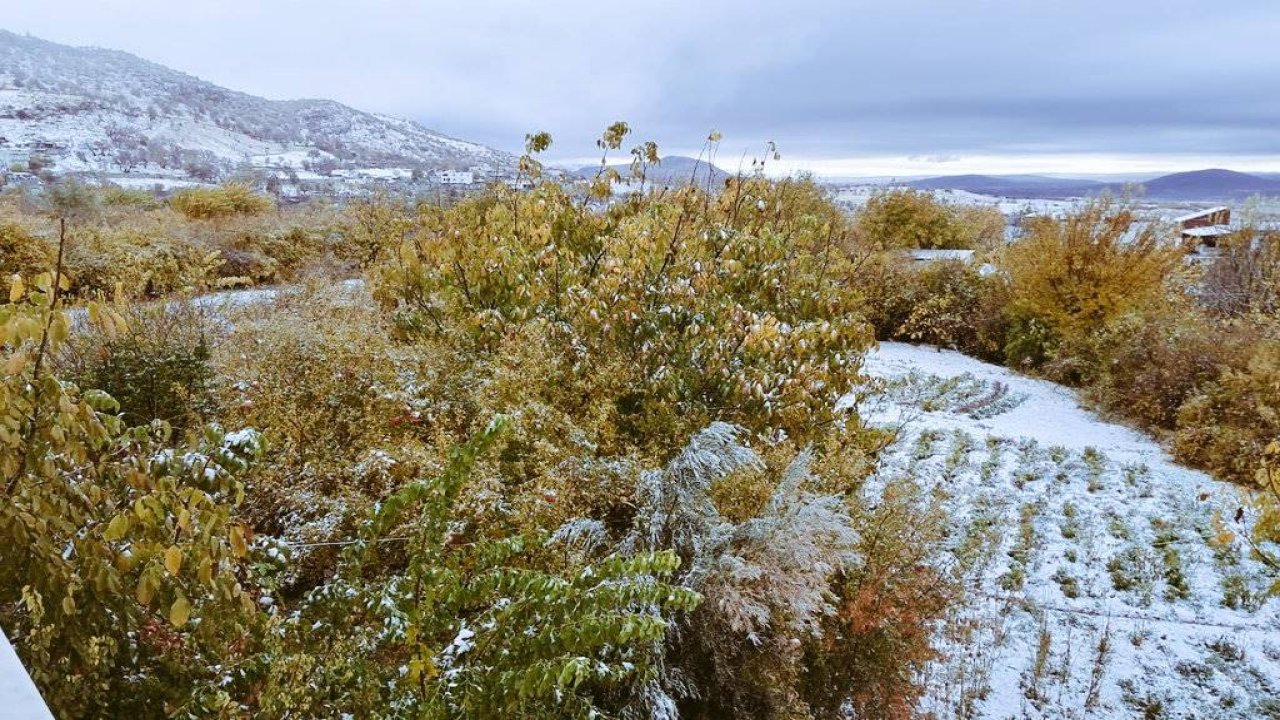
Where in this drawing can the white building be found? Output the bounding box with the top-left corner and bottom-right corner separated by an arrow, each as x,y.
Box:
437,170 -> 474,185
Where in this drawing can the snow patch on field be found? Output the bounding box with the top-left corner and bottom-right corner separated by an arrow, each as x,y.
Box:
854,342 -> 1280,719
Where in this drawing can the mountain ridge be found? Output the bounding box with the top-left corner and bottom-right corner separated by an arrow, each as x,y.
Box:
575,155 -> 729,187
907,168 -> 1280,201
0,30 -> 515,183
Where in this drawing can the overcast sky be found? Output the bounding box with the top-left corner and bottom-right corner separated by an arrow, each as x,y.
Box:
7,1 -> 1280,176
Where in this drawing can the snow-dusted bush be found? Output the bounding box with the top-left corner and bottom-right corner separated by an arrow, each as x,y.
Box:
1,271 -> 271,718
169,182 -> 273,220
547,423 -> 914,718
373,140 -> 872,451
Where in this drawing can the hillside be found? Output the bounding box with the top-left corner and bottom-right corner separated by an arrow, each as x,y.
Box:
907,174 -> 1104,198
1133,168 -> 1280,201
0,30 -> 515,184
908,169 -> 1280,201
576,154 -> 728,187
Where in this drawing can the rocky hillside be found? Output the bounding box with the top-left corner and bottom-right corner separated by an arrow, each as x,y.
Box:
0,30 -> 514,184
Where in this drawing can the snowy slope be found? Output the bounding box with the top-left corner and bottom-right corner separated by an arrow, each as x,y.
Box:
0,30 -> 515,180
0,629 -> 52,720
852,342 -> 1280,719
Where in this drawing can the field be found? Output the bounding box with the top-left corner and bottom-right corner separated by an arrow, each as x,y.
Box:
859,343 -> 1280,718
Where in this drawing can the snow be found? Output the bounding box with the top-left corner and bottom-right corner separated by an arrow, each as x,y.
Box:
852,342 -> 1280,719
1182,225 -> 1234,238
909,249 -> 977,262
0,630 -> 53,719
1174,207 -> 1230,224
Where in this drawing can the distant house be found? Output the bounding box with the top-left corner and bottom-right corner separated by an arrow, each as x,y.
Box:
1176,206 -> 1233,247
908,249 -> 977,263
903,248 -> 999,276
436,170 -> 474,185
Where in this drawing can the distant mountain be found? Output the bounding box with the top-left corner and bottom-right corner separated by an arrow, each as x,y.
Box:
576,155 -> 728,187
906,174 -> 1103,198
906,169 -> 1280,201
1133,169 -> 1280,200
0,30 -> 515,183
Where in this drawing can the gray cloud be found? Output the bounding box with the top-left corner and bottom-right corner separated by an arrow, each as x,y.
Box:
5,0 -> 1280,172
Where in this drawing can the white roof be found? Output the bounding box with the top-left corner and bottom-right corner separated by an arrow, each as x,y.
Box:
908,249 -> 976,262
1173,206 -> 1229,224
1181,225 -> 1234,238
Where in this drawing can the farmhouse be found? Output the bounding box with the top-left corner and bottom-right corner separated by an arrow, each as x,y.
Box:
1176,206 -> 1233,246
436,170 -> 474,185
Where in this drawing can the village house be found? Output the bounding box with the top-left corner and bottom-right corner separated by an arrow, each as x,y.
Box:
1176,206 -> 1233,247
436,169 -> 474,185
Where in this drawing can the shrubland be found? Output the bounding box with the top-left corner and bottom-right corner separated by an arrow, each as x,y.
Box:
1,181 -> 343,298
3,132 -> 960,718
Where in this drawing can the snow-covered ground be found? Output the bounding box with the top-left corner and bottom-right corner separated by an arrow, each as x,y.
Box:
0,630 -> 52,719
853,342 -> 1280,719
829,184 -> 1228,226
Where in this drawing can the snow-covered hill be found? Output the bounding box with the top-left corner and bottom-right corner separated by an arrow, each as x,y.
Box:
854,343 -> 1280,718
0,30 -> 515,184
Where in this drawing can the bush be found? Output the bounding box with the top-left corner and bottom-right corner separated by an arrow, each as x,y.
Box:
997,200 -> 1180,382
0,221 -> 54,278
257,417 -> 700,718
56,300 -> 219,434
1199,228 -> 1280,316
170,183 -> 274,220
856,189 -> 1002,250
896,260 -> 1008,359
2,274 -> 269,718
1089,301 -> 1244,430
374,174 -> 873,453
1173,338 -> 1280,484
63,226 -> 219,297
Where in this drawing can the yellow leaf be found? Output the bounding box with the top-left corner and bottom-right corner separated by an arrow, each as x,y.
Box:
178,509 -> 191,533
164,546 -> 183,576
136,576 -> 155,606
61,596 -> 76,616
229,526 -> 247,558
198,557 -> 213,585
104,514 -> 130,541
8,275 -> 24,303
169,596 -> 191,627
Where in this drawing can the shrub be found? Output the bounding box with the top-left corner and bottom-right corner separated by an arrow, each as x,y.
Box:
257,417 -> 700,718
856,189 -> 1001,250
895,260 -> 1008,359
100,186 -> 162,210
1199,228 -> 1280,316
1,221 -> 55,279
2,272 -> 269,718
63,226 -> 220,297
217,226 -> 328,283
374,173 -> 873,453
56,300 -> 219,434
805,478 -> 957,720
1173,338 -> 1280,484
1089,301 -> 1245,430
170,183 -> 273,220
998,200 -> 1180,382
